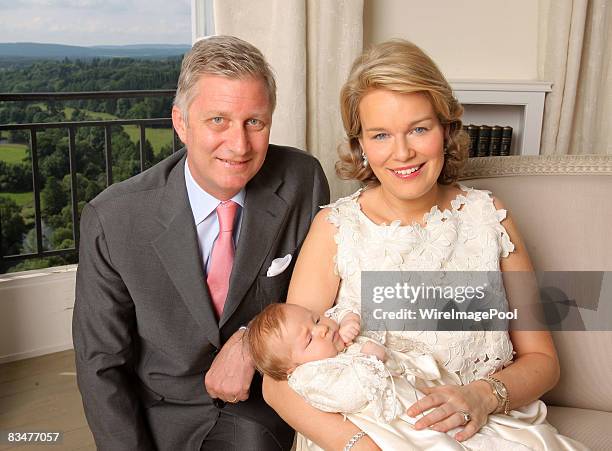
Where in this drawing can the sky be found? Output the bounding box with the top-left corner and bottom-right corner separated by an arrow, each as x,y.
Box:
0,0 -> 191,46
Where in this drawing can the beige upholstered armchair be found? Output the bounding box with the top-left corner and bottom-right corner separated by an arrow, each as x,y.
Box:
460,155 -> 612,451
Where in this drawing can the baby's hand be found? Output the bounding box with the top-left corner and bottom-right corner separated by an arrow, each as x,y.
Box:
338,313 -> 361,345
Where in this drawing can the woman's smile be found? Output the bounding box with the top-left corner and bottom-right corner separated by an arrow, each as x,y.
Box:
389,162 -> 425,179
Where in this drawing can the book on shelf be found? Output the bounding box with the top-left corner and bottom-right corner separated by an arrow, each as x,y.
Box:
463,124 -> 513,157
489,126 -> 502,156
466,124 -> 478,158
501,126 -> 512,156
477,125 -> 491,157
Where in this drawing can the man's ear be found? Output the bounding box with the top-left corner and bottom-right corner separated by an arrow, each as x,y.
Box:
172,105 -> 187,144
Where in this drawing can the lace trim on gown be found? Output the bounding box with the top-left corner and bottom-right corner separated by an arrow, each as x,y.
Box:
323,185 -> 516,384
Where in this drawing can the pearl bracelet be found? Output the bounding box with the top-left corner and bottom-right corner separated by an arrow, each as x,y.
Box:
343,430 -> 367,451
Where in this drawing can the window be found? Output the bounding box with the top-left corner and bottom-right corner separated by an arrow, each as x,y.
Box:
0,1 -> 192,273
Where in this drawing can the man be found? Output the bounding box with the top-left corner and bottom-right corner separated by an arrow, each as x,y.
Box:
73,36 -> 329,450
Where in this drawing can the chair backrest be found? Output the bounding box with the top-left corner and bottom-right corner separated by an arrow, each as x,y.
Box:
460,155 -> 612,412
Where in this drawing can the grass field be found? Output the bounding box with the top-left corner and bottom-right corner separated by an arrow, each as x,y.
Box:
63,106 -> 117,121
0,106 -> 174,167
123,126 -> 173,154
0,191 -> 33,207
63,106 -> 173,155
0,143 -> 28,164
0,144 -> 32,206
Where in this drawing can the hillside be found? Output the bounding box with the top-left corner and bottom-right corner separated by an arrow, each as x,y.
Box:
0,43 -> 190,68
0,57 -> 180,93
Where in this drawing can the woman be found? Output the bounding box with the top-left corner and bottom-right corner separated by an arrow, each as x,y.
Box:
264,40 -> 587,451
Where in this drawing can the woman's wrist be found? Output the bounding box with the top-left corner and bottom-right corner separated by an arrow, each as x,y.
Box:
343,430 -> 367,450
473,379 -> 499,414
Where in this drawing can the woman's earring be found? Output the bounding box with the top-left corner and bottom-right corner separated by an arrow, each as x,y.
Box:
361,150 -> 368,168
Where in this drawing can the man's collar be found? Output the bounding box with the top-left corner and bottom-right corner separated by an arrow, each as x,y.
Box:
184,161 -> 245,225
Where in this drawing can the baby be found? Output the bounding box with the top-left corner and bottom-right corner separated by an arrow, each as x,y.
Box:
247,302 -> 404,424
247,302 -> 387,381
246,303 -> 530,451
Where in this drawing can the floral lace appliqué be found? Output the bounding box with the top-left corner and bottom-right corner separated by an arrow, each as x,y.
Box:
325,186 -> 516,384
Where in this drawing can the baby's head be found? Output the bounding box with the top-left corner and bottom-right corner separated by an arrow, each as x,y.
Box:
247,303 -> 346,380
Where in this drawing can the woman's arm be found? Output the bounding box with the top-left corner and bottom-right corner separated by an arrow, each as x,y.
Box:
479,199 -> 560,411
263,376 -> 380,451
407,198 -> 560,442
266,209 -> 380,450
286,208 -> 341,312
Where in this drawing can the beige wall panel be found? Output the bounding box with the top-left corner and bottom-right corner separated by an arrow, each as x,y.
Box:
364,0 -> 540,80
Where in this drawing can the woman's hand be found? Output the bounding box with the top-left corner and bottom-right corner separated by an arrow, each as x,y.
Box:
407,380 -> 497,442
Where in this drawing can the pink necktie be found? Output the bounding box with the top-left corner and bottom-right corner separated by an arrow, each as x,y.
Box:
207,200 -> 238,318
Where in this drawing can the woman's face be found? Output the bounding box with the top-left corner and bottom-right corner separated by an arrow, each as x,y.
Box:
358,89 -> 446,202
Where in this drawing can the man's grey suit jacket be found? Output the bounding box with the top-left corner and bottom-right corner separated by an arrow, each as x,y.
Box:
73,145 -> 330,450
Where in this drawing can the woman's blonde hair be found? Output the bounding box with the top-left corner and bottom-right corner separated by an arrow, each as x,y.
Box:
337,39 -> 468,186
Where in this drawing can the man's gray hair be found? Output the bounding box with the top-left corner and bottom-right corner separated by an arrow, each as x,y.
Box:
174,35 -> 277,122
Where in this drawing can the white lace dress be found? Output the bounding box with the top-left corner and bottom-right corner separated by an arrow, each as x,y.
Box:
293,186 -> 588,451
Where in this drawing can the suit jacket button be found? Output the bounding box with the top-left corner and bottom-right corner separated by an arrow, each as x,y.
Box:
212,347 -> 219,357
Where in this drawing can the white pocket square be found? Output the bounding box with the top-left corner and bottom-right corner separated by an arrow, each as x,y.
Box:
266,254 -> 292,277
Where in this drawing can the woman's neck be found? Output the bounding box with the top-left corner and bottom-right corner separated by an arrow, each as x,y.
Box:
376,183 -> 445,226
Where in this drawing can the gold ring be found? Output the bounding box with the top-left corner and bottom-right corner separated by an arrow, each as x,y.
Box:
458,410 -> 471,426
230,396 -> 238,403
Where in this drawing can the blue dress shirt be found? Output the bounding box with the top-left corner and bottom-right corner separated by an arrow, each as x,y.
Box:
184,161 -> 245,275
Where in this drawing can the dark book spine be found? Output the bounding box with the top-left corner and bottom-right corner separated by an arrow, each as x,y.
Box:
477,125 -> 491,157
500,126 -> 513,156
489,126 -> 502,156
466,124 -> 479,158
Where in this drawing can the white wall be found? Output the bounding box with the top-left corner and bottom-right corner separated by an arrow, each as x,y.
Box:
0,266 -> 76,363
364,0 -> 540,80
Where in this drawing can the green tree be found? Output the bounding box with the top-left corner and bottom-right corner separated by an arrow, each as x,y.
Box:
22,224 -> 51,253
127,102 -> 149,119
41,176 -> 68,218
0,161 -> 31,192
51,226 -> 74,249
116,98 -> 131,117
7,256 -> 70,273
0,196 -> 27,256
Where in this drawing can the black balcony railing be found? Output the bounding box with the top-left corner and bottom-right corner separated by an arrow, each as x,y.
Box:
0,90 -> 178,267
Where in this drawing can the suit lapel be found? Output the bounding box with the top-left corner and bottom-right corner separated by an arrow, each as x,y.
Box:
152,155 -> 220,348
219,168 -> 288,328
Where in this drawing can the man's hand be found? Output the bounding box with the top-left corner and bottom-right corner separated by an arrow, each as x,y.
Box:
338,312 -> 361,345
205,329 -> 255,403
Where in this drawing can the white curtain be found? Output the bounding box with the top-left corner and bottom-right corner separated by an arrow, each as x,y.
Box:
213,0 -> 363,198
539,0 -> 612,155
